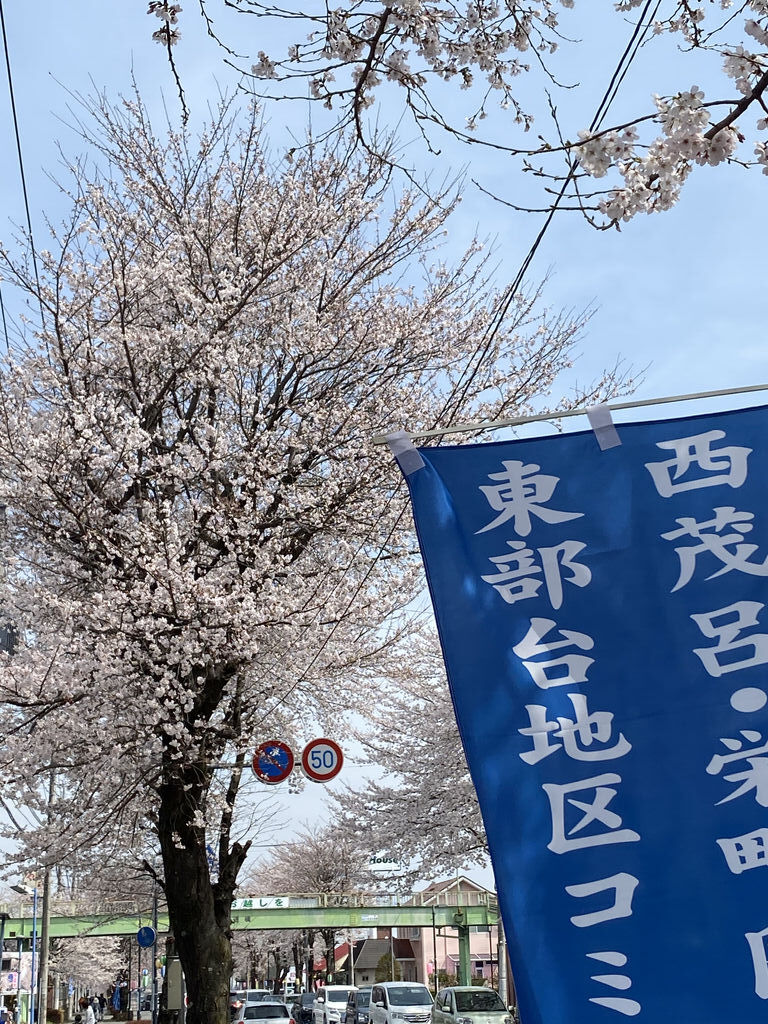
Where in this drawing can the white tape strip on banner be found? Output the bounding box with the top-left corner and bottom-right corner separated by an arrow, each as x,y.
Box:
386,430 -> 425,475
586,403 -> 622,451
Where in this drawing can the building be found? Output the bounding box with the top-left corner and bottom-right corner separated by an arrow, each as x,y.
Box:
344,936 -> 418,986
406,877 -> 500,989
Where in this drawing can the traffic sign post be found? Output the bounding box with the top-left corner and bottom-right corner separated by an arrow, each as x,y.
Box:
301,738 -> 343,783
252,740 -> 295,784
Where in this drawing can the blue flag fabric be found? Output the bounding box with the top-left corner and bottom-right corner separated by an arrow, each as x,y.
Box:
398,404 -> 768,1023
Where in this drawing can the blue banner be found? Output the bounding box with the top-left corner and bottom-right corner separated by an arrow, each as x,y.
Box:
399,404 -> 768,1023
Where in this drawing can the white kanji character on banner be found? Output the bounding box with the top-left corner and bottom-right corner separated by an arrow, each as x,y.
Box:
519,693 -> 631,764
746,926 -> 768,999
717,828 -> 768,874
645,429 -> 751,497
476,460 -> 583,536
587,952 -> 641,1017
543,773 -> 641,853
707,731 -> 768,806
481,540 -> 591,610
661,507 -> 768,591
566,872 -> 639,928
691,601 -> 768,676
513,617 -> 595,688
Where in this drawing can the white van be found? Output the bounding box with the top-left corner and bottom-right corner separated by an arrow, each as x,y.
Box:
370,984 -> 433,1024
313,987 -> 357,1024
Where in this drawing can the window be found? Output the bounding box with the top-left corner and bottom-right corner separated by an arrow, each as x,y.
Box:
455,992 -> 505,1014
387,988 -> 432,1007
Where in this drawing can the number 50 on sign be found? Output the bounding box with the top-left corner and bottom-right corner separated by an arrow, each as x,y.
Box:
301,738 -> 343,782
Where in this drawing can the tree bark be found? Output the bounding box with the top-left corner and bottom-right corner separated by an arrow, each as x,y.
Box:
158,770 -> 237,1024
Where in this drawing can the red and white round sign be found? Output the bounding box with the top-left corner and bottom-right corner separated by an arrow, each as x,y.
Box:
301,738 -> 343,783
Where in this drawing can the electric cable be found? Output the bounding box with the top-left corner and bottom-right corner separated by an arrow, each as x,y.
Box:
440,0 -> 662,426
0,285 -> 9,352
0,0 -> 45,328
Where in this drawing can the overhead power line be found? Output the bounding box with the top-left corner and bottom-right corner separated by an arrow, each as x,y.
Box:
441,0 -> 662,424
0,0 -> 44,333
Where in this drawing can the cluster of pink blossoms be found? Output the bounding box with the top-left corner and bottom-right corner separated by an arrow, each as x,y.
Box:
578,87 -> 743,222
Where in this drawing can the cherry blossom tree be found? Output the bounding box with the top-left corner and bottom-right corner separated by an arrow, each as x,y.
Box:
0,91 -> 606,1024
332,631 -> 487,883
153,1 -> 768,226
50,936 -> 125,999
243,823 -> 371,986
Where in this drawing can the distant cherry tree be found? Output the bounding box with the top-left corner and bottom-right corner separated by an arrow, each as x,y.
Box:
333,632 -> 487,881
0,92 -> 607,1024
245,824 -> 371,986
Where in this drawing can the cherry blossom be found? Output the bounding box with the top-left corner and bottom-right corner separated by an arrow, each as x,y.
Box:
0,91 -> 606,1024
166,2 -> 768,226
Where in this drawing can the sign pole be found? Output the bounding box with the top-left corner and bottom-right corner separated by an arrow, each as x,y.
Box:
136,942 -> 142,1021
151,885 -> 159,1024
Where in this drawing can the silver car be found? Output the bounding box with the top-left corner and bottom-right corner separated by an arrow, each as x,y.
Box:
236,1002 -> 295,1024
432,988 -> 511,1024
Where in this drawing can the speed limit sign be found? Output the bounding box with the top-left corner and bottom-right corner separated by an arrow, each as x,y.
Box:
301,738 -> 343,783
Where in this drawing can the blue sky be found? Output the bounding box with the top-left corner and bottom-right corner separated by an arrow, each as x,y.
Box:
1,3 -> 764,415
0,1 -> 766,883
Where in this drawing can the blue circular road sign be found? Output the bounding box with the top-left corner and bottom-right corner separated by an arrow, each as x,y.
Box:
137,926 -> 156,948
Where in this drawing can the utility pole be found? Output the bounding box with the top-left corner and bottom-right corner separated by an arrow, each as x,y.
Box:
37,771 -> 56,1024
0,913 -> 8,1016
497,921 -> 507,1003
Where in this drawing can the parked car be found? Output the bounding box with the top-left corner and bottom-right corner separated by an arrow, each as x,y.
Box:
232,991 -> 273,1019
345,988 -> 372,1024
313,987 -> 357,1024
291,992 -> 317,1024
432,988 -> 511,1024
239,1002 -> 296,1024
370,983 -> 433,1024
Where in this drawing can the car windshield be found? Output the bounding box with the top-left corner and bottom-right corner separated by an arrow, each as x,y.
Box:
388,989 -> 432,1007
325,991 -> 353,1004
357,994 -> 370,1008
299,996 -> 316,1007
454,993 -> 506,1014
244,1007 -> 289,1020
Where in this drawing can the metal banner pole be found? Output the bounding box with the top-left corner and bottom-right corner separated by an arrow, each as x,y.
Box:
151,884 -> 159,1024
29,890 -> 37,1024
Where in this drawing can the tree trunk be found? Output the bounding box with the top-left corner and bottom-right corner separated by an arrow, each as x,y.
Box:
158,773 -> 235,1024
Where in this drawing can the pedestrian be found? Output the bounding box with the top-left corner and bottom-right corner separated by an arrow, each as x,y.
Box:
98,995 -> 106,1021
80,997 -> 96,1024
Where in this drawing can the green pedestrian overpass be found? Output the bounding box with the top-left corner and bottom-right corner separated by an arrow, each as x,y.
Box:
0,891 -> 499,985
1,890 -> 498,939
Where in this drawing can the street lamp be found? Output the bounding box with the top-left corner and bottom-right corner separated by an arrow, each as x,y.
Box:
10,885 -> 37,1024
